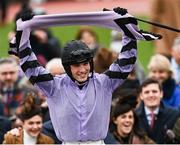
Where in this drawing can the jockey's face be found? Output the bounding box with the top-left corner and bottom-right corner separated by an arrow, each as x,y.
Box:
70,61 -> 90,83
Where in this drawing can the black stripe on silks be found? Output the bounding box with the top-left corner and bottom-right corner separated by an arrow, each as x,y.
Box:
8,51 -> 18,56
29,74 -> 53,85
115,56 -> 136,66
9,43 -> 17,48
121,41 -> 137,52
104,70 -> 129,79
115,17 -> 138,25
21,60 -> 40,72
114,18 -> 137,40
19,47 -> 32,58
15,31 -> 22,52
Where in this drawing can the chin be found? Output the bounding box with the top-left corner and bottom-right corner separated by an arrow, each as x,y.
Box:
78,78 -> 88,83
30,132 -> 40,137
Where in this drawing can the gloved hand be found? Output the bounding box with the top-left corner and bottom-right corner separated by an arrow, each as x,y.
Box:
20,9 -> 34,21
113,7 -> 128,15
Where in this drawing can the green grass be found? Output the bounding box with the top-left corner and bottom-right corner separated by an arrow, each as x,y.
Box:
0,16 -> 155,73
0,23 -> 15,57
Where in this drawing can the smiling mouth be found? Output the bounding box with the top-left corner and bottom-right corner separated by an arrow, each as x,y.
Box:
124,124 -> 132,127
31,130 -> 39,134
79,74 -> 87,78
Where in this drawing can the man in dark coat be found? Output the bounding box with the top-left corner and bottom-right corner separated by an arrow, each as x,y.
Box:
135,78 -> 180,144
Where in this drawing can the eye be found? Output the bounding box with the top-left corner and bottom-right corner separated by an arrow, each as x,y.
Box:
128,115 -> 133,119
28,122 -> 34,125
144,90 -> 149,94
36,121 -> 41,125
152,90 -> 158,93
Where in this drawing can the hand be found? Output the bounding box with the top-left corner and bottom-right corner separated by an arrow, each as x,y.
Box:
113,7 -> 128,15
20,9 -> 34,21
7,128 -> 21,137
8,31 -> 16,42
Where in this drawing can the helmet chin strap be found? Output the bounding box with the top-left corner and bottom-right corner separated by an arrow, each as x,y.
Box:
75,80 -> 87,86
75,79 -> 88,90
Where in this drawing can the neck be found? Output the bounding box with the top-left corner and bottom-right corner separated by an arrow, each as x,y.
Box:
146,106 -> 159,112
23,129 -> 37,145
75,80 -> 87,89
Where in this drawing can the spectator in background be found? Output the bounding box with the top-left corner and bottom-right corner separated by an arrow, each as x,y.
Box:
171,36 -> 180,84
93,47 -> 117,73
109,90 -> 154,144
76,26 -> 100,55
0,58 -> 23,117
9,87 -> 51,129
135,78 -> 180,144
0,0 -> 8,24
30,28 -> 62,66
148,54 -> 180,108
8,0 -> 62,66
150,0 -> 180,58
3,92 -> 54,144
172,117 -> 180,143
110,30 -> 123,53
42,120 -> 62,144
109,30 -> 146,83
46,58 -> 65,76
94,47 -> 142,89
0,116 -> 11,144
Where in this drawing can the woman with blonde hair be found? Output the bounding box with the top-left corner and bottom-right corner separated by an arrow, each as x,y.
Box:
148,54 -> 180,108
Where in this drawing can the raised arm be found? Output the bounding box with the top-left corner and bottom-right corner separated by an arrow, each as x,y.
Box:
103,7 -> 162,91
10,12 -> 55,98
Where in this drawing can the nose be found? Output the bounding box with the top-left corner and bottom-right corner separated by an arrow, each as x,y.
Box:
149,91 -> 154,96
153,72 -> 160,79
124,117 -> 131,123
32,124 -> 39,129
79,64 -> 86,72
6,73 -> 12,80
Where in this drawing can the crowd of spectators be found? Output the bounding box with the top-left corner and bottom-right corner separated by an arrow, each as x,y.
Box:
0,0 -> 180,144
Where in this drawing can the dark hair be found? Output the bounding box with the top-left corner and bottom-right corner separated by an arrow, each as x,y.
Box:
110,109 -> 146,139
112,90 -> 138,118
110,90 -> 138,131
139,78 -> 162,93
110,90 -> 147,139
17,92 -> 42,122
